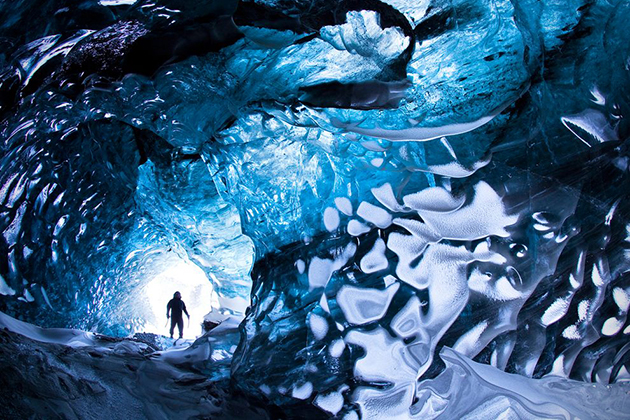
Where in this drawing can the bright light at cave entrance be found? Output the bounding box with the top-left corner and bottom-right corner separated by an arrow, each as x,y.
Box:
141,259 -> 219,339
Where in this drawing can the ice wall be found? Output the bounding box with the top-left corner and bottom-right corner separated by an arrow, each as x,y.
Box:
0,0 -> 629,418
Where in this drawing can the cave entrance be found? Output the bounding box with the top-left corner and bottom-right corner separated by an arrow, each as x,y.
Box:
139,257 -> 220,339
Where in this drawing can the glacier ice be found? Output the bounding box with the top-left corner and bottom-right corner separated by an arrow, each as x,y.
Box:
0,0 -> 629,418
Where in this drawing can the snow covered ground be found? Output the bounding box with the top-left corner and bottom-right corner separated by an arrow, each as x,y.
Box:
0,311 -> 270,419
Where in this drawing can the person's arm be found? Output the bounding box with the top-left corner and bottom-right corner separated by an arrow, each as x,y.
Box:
183,302 -> 190,318
166,301 -> 171,318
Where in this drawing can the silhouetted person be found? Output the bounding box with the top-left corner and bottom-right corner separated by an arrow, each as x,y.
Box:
167,291 -> 190,339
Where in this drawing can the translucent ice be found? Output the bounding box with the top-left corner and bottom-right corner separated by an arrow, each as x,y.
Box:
0,0 -> 629,418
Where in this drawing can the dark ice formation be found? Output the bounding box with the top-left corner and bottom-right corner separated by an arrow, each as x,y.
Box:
1,0 -> 630,418
0,312 -> 254,419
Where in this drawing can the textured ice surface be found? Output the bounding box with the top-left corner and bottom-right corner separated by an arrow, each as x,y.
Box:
0,312 -> 258,419
0,0 -> 630,418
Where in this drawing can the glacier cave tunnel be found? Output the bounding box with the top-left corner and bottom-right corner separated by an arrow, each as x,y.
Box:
0,0 -> 630,418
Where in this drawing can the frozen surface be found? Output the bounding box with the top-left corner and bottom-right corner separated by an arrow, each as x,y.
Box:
2,311 -> 629,419
0,311 -> 262,419
0,0 -> 629,418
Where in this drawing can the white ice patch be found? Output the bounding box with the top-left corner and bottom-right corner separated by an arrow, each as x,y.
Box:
337,283 -> 399,325
348,219 -> 371,236
569,273 -> 581,289
359,238 -> 389,273
320,10 -> 410,62
296,259 -> 306,274
330,338 -> 345,357
414,244 -> 476,336
472,241 -> 508,264
562,325 -> 582,340
335,197 -> 353,215
53,215 -> 68,236
578,300 -> 590,322
613,287 -> 630,312
23,289 -> 35,302
393,218 -> 441,241
319,293 -> 330,313
372,183 -> 407,212
371,158 -> 384,167
602,318 -> 624,336
345,327 -> 418,384
403,186 -> 465,213
592,264 -> 605,287
404,182 -> 518,240
541,297 -> 571,327
467,269 -> 522,301
423,160 -> 490,178
0,274 -> 15,296
315,391 -> 344,415
493,275 -> 521,300
308,258 -> 335,290
0,311 -> 95,347
292,382 -> 313,400
357,202 -> 392,228
549,354 -> 567,377
590,86 -> 606,106
308,243 -> 356,291
389,183 -> 516,297
324,207 -> 340,231
387,241 -> 473,338
383,275 -> 398,287
453,321 -> 488,357
309,313 -> 329,340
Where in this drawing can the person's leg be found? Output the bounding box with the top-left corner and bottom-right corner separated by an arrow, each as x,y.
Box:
170,318 -> 176,338
177,318 -> 184,338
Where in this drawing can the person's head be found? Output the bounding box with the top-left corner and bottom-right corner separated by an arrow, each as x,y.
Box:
174,291 -> 181,299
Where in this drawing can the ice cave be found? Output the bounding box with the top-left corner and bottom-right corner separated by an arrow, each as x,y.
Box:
0,0 -> 629,418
